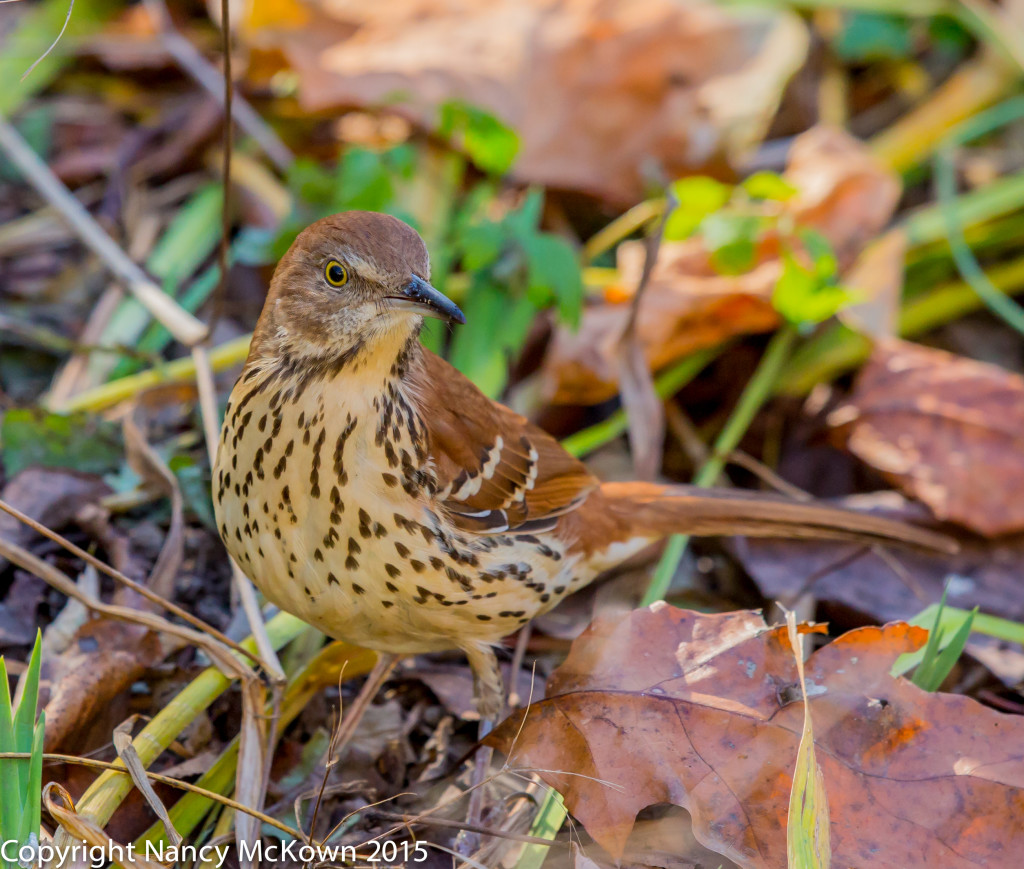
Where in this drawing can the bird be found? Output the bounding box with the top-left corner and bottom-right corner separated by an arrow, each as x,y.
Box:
212,210 -> 953,724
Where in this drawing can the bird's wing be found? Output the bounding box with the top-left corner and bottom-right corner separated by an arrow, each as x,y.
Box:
411,350 -> 596,534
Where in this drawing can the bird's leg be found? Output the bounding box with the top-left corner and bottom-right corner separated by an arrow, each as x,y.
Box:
330,652 -> 399,762
455,645 -> 503,857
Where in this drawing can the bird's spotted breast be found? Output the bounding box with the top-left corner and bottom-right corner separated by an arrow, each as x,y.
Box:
213,360 -> 581,655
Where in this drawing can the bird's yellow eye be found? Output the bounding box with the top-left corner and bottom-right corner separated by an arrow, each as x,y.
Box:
324,261 -> 348,287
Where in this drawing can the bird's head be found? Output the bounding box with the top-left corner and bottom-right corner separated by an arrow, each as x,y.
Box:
252,211 -> 464,363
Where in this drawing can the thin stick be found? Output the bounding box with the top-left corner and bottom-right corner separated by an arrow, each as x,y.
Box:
370,811 -> 566,848
0,753 -> 303,839
20,0 -> 73,81
142,0 -> 293,173
0,117 -> 206,346
0,498 -> 259,667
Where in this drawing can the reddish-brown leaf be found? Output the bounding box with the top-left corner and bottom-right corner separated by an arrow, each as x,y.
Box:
830,339 -> 1024,536
489,604 -> 1024,867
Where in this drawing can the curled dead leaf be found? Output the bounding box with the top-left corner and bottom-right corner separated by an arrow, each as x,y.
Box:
490,603 -> 1024,868
43,782 -> 167,869
830,340 -> 1024,536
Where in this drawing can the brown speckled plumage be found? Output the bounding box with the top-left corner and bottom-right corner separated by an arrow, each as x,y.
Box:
213,211 -> 953,716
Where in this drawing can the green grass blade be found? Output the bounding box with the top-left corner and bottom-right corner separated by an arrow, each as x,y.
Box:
0,657 -> 16,850
12,631 -> 42,809
515,788 -> 566,869
915,607 -> 978,692
894,604 -> 1024,677
15,714 -> 45,850
911,588 -> 949,691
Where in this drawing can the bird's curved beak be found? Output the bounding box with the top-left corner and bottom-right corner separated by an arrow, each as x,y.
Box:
388,275 -> 466,324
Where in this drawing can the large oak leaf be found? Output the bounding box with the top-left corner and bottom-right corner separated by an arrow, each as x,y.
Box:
489,603 -> 1024,867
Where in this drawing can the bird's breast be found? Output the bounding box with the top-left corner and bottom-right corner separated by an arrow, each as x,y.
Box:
213,368 -> 583,653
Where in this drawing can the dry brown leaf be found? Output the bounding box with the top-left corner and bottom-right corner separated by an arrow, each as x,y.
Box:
44,782 -> 167,869
830,340 -> 1024,536
732,493 -> 1024,628
43,619 -> 165,752
543,127 -> 900,405
242,0 -> 806,203
113,718 -> 183,847
838,227 -> 907,341
0,468 -> 109,574
490,604 -> 1024,867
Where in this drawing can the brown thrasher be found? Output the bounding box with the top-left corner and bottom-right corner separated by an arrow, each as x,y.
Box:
213,211 -> 950,720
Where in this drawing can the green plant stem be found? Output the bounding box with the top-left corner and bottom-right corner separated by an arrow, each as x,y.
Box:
515,789 -> 566,869
641,326 -> 798,606
583,198 -> 665,263
904,170 -> 1024,248
560,345 -> 724,458
135,641 -> 376,848
58,612 -> 307,838
934,97 -> 1024,336
776,252 -> 1024,395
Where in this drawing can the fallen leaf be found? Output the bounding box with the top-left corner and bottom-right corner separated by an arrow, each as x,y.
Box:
44,782 -> 167,869
113,718 -> 183,847
490,603 -> 1024,867
543,127 -> 899,404
243,0 -> 807,203
43,618 -> 165,752
838,227 -> 907,340
830,339 -> 1024,536
0,467 -> 110,574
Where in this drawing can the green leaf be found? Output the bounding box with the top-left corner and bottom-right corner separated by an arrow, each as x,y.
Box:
741,170 -> 797,202
700,213 -> 762,274
16,714 -> 44,853
798,228 -> 839,281
664,176 -> 732,240
287,156 -> 336,204
912,588 -> 977,692
336,148 -> 396,212
1,408 -> 122,476
833,12 -> 914,62
0,656 -> 14,851
439,101 -> 519,175
506,188 -> 545,238
459,222 -> 506,272
521,233 -> 583,326
13,633 -> 42,755
772,251 -> 854,327
147,184 -> 224,289
449,282 -> 536,396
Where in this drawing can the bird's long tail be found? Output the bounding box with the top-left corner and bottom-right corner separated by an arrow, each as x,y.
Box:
571,482 -> 955,564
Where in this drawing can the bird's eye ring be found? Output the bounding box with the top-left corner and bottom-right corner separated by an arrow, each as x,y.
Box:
324,260 -> 348,287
